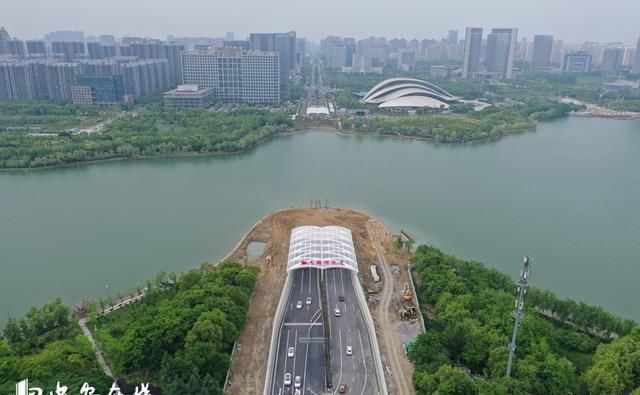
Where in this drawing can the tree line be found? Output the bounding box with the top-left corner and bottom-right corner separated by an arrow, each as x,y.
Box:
0,299 -> 111,393
0,105 -> 293,169
94,261 -> 259,395
408,245 -> 638,394
341,99 -> 576,144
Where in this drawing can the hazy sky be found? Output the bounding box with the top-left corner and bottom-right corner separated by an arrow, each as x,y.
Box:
4,0 -> 640,45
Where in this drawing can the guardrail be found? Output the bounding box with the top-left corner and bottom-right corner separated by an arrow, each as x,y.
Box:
223,340 -> 238,390
262,274 -> 294,395
350,271 -> 389,395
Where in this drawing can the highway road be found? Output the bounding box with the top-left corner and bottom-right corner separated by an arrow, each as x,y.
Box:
326,268 -> 379,395
269,267 -> 380,395
271,268 -> 326,395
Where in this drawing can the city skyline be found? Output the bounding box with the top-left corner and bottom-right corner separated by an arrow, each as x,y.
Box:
3,0 -> 640,45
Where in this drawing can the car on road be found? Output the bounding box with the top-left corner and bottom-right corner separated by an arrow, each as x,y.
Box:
284,373 -> 292,386
294,376 -> 301,388
296,300 -> 302,309
338,383 -> 347,393
288,346 -> 294,357
338,294 -> 345,302
306,296 -> 312,305
346,346 -> 352,356
334,307 -> 341,317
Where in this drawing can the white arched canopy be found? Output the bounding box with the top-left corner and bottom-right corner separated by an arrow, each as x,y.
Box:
287,226 -> 358,272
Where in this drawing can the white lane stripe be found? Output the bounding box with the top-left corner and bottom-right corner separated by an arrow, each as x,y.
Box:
281,329 -> 290,394
302,318 -> 313,395
334,328 -> 344,395
284,322 -> 323,327
332,268 -> 337,295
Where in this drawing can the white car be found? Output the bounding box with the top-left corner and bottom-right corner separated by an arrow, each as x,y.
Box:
284,373 -> 292,386
296,300 -> 302,309
346,346 -> 353,356
334,307 -> 341,317
288,346 -> 295,357
306,296 -> 312,305
294,376 -> 302,388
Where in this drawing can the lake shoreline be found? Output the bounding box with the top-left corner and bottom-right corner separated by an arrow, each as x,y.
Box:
0,123 -> 537,173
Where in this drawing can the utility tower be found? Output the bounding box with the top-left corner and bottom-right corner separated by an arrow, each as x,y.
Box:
506,255 -> 533,377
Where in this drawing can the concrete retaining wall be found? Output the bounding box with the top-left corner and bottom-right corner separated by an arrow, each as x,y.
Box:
350,271 -> 389,395
262,274 -> 294,395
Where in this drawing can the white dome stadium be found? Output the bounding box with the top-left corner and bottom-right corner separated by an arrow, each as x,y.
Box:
361,78 -> 460,109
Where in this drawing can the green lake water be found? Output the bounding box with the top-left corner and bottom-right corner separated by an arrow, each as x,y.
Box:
1,116 -> 639,322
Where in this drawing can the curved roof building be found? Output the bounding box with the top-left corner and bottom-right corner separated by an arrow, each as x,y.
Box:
287,226 -> 358,272
361,77 -> 459,109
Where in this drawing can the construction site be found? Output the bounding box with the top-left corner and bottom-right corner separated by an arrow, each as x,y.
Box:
223,208 -> 424,395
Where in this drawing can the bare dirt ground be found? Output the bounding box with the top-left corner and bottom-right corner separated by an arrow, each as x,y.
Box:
224,208 -> 421,395
367,220 -> 421,395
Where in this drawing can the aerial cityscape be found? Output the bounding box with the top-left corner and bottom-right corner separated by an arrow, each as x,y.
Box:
1,1 -> 640,394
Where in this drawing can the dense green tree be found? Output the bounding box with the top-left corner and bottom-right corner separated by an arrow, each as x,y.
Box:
409,245 -> 637,394
584,327 -> 640,394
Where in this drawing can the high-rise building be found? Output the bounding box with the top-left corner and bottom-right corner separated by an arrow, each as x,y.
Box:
633,38 -> 640,74
622,47 -> 636,67
87,42 -> 117,59
531,35 -> 553,70
485,28 -> 518,79
223,40 -> 250,50
45,62 -> 80,100
26,40 -> 47,56
328,44 -> 347,69
462,27 -> 482,79
51,41 -> 86,62
98,35 -> 116,45
0,27 -> 11,54
562,52 -> 592,73
447,30 -> 459,45
6,39 -> 26,59
0,61 -> 34,100
397,48 -> 416,71
249,32 -> 296,97
119,40 -> 184,86
601,47 -> 623,73
550,40 -> 564,65
120,58 -> 170,99
181,47 -> 280,103
45,31 -> 84,44
29,61 -> 49,97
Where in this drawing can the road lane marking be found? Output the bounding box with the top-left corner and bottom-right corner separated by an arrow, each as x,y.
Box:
284,322 -> 322,327
281,329 -> 291,395
332,268 -> 337,295
357,328 -> 368,395
334,328 -> 344,395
